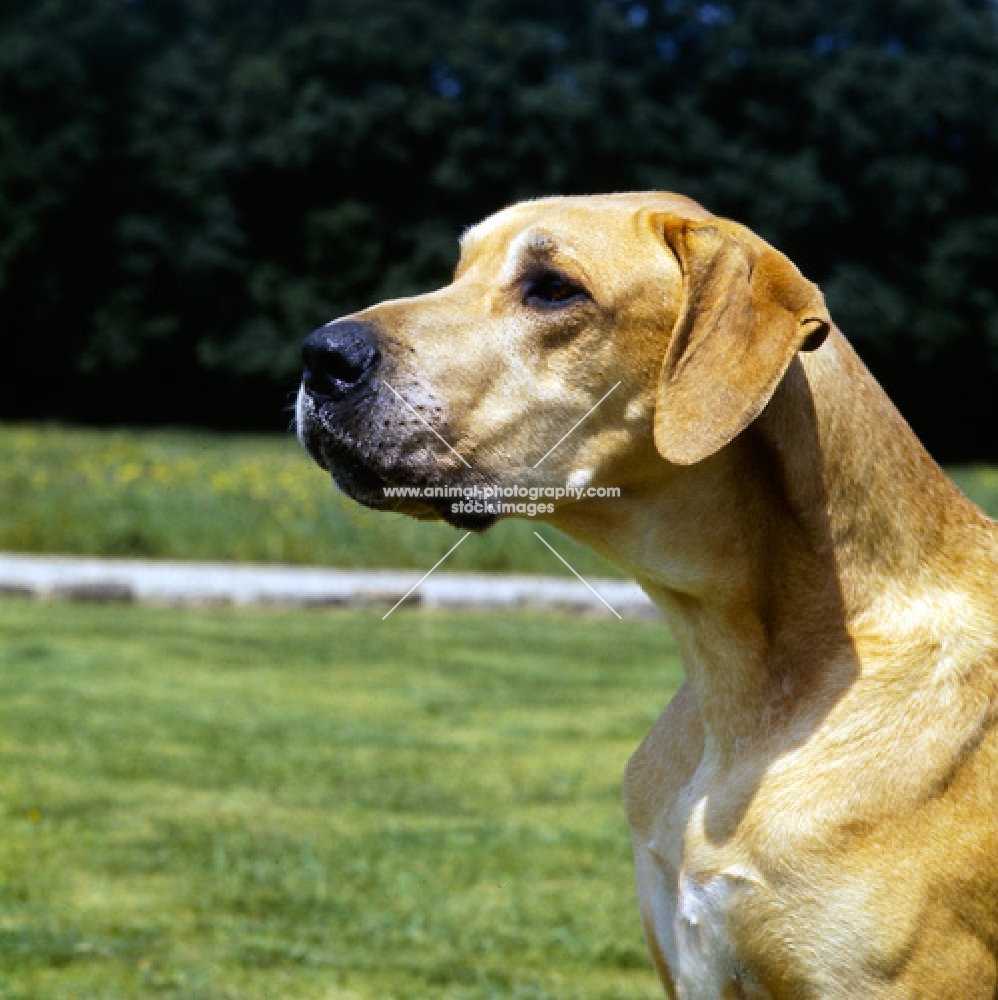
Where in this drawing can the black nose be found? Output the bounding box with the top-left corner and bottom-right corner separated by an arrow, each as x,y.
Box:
302,321 -> 380,401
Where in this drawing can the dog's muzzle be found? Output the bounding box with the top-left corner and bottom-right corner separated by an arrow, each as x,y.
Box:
298,318 -> 498,531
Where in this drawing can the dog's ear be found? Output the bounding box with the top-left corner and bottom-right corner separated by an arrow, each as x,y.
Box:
652,215 -> 831,466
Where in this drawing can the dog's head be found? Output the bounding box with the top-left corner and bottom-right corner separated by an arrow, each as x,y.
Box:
297,193 -> 829,530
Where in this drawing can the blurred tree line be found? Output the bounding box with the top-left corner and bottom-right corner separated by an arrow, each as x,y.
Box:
1,0 -> 996,458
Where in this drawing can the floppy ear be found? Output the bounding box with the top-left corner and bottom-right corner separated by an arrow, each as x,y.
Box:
653,215 -> 831,466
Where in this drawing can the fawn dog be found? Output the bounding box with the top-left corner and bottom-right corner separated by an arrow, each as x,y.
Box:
297,192 -> 998,998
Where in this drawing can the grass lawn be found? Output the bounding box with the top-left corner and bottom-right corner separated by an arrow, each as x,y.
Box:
3,424 -> 998,578
0,600 -> 681,999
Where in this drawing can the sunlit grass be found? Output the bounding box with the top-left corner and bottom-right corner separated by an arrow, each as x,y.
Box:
0,600 -> 681,999
949,466 -> 998,520
0,424 -> 620,576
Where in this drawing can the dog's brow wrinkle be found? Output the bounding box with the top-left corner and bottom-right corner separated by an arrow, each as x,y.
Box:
501,230 -> 559,283
517,231 -> 556,255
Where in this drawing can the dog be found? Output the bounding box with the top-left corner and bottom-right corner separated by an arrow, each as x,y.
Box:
297,192 -> 998,998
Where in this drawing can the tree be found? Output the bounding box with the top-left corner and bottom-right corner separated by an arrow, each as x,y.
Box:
1,0 -> 996,458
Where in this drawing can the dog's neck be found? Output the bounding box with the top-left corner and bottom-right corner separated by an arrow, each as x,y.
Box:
552,331 -> 992,761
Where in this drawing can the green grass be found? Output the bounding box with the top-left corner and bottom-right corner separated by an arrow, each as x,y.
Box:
0,424 -> 621,577
0,600 -> 681,999
949,466 -> 998,519
3,424 -> 998,580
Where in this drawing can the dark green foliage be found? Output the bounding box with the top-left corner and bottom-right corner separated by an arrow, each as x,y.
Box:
1,0 -> 996,457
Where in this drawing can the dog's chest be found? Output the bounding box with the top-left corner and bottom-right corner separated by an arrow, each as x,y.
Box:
637,792 -> 762,998
672,873 -> 750,999
639,790 -> 894,1000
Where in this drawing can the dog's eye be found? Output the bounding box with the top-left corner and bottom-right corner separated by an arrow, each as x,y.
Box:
523,272 -> 589,309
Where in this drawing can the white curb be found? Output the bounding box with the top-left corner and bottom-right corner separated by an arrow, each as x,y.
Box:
0,553 -> 658,617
